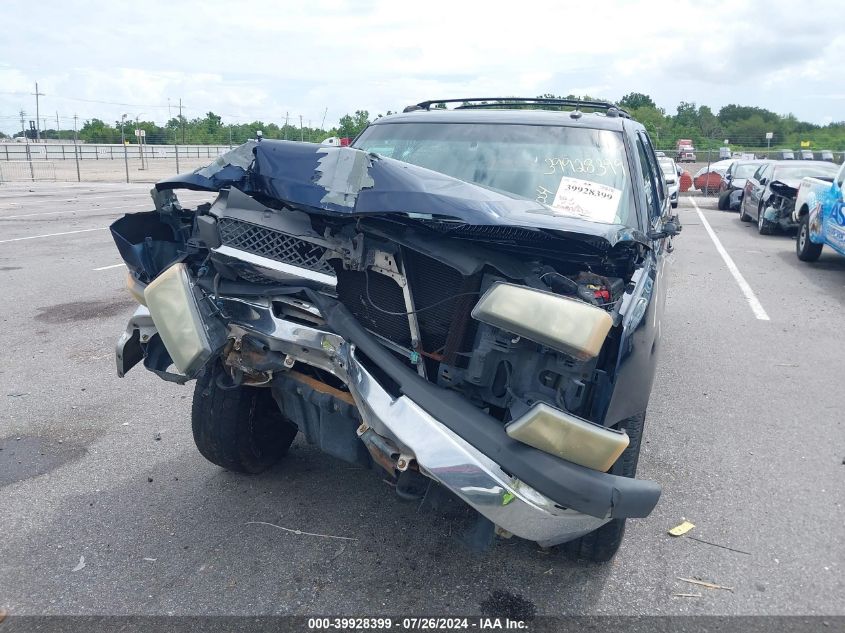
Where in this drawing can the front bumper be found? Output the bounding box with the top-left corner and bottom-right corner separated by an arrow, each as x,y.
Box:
118,291 -> 660,546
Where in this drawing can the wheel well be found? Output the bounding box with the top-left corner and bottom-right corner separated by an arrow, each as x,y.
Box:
798,204 -> 810,218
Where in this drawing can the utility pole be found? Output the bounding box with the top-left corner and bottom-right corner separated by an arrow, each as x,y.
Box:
135,114 -> 146,170
284,112 -> 289,140
55,112 -> 60,140
299,115 -> 303,142
228,124 -> 232,149
72,114 -> 80,182
320,107 -> 328,138
121,113 -> 129,184
32,82 -> 44,142
178,98 -> 184,144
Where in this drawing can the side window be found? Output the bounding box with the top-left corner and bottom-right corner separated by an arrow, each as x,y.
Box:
635,138 -> 660,219
640,133 -> 666,206
836,165 -> 845,189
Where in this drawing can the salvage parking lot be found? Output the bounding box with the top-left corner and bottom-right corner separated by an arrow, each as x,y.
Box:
0,183 -> 843,616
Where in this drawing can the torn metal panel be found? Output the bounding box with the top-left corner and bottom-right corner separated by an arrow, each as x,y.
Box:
769,180 -> 799,198
156,141 -> 257,191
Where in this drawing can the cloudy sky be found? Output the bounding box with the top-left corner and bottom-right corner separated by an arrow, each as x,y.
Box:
1,0 -> 842,135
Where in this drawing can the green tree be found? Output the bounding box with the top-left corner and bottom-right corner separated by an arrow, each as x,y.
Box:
618,92 -> 656,110
338,110 -> 370,138
79,118 -> 120,143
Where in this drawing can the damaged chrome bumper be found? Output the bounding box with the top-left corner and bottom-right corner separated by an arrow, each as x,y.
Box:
117,292 -> 660,546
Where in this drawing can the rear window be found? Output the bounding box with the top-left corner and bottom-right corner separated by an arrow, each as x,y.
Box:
658,159 -> 675,175
354,122 -> 638,228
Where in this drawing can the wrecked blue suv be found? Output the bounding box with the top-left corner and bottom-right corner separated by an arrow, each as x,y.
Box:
111,98 -> 679,561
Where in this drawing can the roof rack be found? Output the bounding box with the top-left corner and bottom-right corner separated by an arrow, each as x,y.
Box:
403,97 -> 630,118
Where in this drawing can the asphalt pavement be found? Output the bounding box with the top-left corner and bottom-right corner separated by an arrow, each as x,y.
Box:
0,183 -> 843,617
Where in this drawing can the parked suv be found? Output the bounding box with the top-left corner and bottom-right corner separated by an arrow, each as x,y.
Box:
110,98 -> 678,561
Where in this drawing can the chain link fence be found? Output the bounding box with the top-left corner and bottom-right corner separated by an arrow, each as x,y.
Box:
0,142 -> 233,183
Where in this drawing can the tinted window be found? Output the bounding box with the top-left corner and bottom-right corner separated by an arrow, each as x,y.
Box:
640,133 -> 665,207
635,137 -> 659,218
355,122 -> 638,227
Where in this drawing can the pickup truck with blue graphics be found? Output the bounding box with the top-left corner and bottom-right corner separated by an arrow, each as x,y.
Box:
796,161 -> 845,261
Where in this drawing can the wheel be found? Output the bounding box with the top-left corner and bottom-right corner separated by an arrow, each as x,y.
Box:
563,412 -> 646,562
796,214 -> 823,262
757,203 -> 774,235
191,362 -> 298,473
717,191 -> 730,210
738,200 -> 751,222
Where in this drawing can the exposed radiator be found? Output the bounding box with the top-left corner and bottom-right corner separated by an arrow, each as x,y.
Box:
333,250 -> 480,363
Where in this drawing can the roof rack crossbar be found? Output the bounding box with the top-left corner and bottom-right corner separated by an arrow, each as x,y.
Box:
404,97 -> 630,117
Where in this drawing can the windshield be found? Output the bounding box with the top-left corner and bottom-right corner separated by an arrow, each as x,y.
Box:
354,122 -> 637,228
773,164 -> 839,180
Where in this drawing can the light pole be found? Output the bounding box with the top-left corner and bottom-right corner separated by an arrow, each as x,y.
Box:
121,114 -> 129,183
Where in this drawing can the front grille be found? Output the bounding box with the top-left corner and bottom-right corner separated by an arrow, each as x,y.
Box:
217,217 -> 335,276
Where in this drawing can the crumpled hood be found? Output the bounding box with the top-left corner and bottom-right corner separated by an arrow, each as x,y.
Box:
156,140 -> 647,249
770,179 -> 800,197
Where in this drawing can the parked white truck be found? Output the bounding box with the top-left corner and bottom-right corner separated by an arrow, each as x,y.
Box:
791,163 -> 844,224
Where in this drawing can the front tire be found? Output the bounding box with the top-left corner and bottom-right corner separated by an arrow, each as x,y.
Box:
717,191 -> 730,210
563,412 -> 646,562
738,201 -> 751,222
796,215 -> 823,262
191,362 -> 297,473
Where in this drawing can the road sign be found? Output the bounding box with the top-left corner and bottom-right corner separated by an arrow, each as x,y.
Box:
765,132 -> 773,140
134,129 -> 146,138
800,140 -> 810,148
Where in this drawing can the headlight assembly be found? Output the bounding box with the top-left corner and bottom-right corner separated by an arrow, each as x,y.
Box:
471,282 -> 613,360
143,263 -> 219,376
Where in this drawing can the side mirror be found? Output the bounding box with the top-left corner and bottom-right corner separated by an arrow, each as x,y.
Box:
759,177 -> 768,186
648,217 -> 682,241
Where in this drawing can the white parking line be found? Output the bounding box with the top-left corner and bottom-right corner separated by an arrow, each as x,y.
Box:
0,227 -> 108,244
94,263 -> 126,271
0,193 -> 146,210
0,202 -> 146,219
689,198 -> 770,321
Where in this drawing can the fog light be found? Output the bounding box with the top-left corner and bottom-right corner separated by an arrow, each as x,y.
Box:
506,403 -> 629,471
471,282 -> 613,360
143,263 -> 212,375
